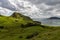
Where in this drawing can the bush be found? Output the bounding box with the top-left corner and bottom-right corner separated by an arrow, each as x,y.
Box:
19,36 -> 23,38
0,26 -> 4,29
26,32 -> 39,39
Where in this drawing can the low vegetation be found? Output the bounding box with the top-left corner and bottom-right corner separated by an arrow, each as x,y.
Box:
0,12 -> 60,40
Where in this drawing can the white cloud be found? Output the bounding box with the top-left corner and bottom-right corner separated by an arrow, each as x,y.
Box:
0,0 -> 60,18
0,0 -> 41,18
26,0 -> 60,18
0,7 -> 13,16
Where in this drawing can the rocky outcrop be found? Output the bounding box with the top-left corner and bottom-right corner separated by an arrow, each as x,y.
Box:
11,12 -> 41,28
21,21 -> 41,28
11,12 -> 33,20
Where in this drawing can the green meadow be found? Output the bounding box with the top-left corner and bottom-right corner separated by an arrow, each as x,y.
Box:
0,12 -> 60,40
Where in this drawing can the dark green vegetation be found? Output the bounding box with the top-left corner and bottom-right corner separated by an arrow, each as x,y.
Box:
0,12 -> 60,40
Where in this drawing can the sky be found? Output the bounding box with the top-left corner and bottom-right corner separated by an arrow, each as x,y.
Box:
27,0 -> 60,17
0,0 -> 60,18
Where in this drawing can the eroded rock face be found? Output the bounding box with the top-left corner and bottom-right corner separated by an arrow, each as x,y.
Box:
11,12 -> 23,18
21,21 -> 41,28
11,12 -> 33,20
33,21 -> 41,25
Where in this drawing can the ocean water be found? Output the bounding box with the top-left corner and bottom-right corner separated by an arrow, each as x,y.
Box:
33,18 -> 60,26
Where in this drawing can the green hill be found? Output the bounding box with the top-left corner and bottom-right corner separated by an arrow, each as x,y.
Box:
0,12 -> 60,40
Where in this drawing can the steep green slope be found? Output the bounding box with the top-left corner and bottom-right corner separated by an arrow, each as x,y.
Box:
0,12 -> 34,28
0,12 -> 60,40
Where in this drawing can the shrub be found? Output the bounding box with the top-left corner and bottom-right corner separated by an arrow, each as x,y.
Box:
26,32 -> 39,39
0,26 -> 4,29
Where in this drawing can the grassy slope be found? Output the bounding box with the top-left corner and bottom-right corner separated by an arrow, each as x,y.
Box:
0,13 -> 60,40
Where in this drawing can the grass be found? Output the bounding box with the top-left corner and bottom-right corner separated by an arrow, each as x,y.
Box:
0,26 -> 60,40
0,12 -> 60,40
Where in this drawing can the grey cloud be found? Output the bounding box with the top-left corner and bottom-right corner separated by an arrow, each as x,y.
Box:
45,0 -> 60,5
44,8 -> 54,11
0,0 -> 60,18
27,0 -> 60,6
56,9 -> 60,12
0,0 -> 17,11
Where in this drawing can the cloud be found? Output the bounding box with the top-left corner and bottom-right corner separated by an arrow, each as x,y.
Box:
0,0 -> 40,18
0,7 -> 13,16
45,0 -> 60,5
27,0 -> 60,18
27,0 -> 60,5
0,0 -> 60,18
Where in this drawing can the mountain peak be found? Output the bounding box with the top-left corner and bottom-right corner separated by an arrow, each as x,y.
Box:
11,12 -> 23,18
11,12 -> 33,21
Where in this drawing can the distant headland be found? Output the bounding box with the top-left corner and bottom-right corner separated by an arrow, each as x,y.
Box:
48,17 -> 60,19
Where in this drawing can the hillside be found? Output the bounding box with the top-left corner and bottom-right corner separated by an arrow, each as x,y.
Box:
0,12 -> 60,40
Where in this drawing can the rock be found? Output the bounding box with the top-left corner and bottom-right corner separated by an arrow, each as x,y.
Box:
21,21 -> 41,28
33,21 -> 41,25
11,12 -> 23,18
11,12 -> 33,21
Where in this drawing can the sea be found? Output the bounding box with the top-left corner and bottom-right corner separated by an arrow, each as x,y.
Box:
33,18 -> 60,26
